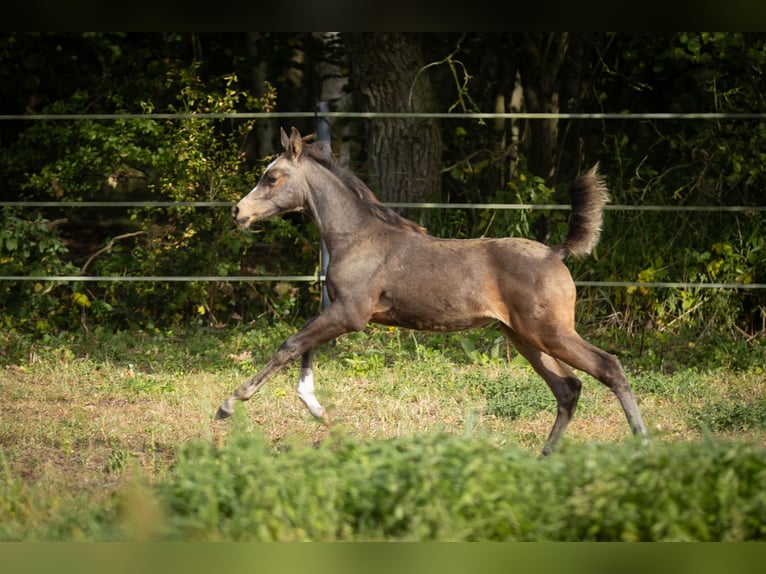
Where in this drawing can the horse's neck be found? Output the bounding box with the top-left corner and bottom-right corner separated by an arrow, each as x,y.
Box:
306,173 -> 371,253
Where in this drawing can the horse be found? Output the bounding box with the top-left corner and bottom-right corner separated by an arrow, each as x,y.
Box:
216,126 -> 647,455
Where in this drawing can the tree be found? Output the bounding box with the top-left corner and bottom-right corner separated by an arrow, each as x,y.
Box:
344,33 -> 442,203
1,33 -> 763,336
516,32 -> 570,185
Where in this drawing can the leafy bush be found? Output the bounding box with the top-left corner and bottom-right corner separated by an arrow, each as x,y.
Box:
4,66 -> 320,333
160,431 -> 766,541
0,208 -> 79,333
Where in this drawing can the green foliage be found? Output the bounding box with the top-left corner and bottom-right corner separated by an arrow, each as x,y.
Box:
160,431 -> 766,541
588,33 -> 766,334
4,62 -> 318,333
0,322 -> 765,541
564,440 -> 766,541
83,66 -> 266,330
0,208 -> 79,333
2,32 -> 765,340
0,447 -> 113,541
588,322 -> 765,374
440,33 -> 766,337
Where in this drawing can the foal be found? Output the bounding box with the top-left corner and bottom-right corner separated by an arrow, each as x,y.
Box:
217,126 -> 647,455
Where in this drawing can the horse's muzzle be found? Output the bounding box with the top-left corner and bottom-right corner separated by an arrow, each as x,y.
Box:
231,204 -> 253,229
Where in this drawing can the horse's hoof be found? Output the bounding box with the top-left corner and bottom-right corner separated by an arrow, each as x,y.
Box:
214,407 -> 231,420
215,400 -> 235,420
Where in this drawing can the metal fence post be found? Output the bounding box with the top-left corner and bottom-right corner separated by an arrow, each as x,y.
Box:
316,102 -> 331,312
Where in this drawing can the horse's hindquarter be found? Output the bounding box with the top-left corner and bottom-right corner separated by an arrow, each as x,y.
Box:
486,237 -> 579,335
359,235 -> 575,333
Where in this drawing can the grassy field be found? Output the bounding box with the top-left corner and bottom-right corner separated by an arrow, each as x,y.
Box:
1,321 -> 765,540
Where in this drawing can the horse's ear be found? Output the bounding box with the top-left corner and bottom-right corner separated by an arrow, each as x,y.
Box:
286,126 -> 302,159
280,127 -> 290,151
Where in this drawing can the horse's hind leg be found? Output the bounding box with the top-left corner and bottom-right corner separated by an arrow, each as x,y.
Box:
545,331 -> 648,440
501,326 -> 583,455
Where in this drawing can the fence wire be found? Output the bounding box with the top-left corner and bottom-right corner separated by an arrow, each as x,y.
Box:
2,110 -> 764,290
3,112 -> 766,120
2,201 -> 765,212
1,276 -> 764,290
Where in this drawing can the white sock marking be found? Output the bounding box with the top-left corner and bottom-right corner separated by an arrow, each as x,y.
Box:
297,368 -> 325,419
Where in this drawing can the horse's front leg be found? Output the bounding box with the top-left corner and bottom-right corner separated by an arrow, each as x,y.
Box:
215,349 -> 293,419
215,308 -> 354,420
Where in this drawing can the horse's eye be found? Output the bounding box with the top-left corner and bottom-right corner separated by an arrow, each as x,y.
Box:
265,175 -> 277,186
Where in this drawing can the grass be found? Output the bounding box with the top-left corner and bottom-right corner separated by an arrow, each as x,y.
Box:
0,321 -> 764,540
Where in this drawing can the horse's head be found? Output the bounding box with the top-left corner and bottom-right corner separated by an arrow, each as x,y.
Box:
232,126 -> 313,229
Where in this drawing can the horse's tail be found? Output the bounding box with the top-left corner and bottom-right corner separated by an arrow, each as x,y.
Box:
556,163 -> 610,260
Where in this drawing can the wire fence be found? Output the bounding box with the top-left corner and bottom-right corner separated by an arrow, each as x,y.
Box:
2,110 -> 765,291
2,201 -> 765,212
4,112 -> 766,120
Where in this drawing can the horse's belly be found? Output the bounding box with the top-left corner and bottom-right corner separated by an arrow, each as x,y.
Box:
370,291 -> 494,332
372,312 -> 493,332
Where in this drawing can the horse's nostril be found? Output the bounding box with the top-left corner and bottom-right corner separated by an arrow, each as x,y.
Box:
231,205 -> 239,219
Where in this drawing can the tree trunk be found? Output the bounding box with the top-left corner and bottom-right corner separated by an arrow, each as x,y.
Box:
312,32 -> 352,168
517,32 -> 569,185
344,33 -> 442,203
247,32 -> 277,159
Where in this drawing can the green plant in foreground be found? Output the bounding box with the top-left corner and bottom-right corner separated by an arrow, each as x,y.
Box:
158,431 -> 766,542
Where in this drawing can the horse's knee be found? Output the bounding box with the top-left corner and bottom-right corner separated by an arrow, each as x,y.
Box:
277,337 -> 304,363
277,338 -> 296,356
